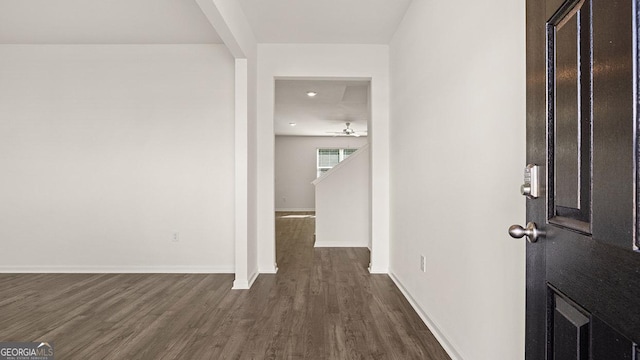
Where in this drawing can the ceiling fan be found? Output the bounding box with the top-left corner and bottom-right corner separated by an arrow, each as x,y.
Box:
326,122 -> 366,137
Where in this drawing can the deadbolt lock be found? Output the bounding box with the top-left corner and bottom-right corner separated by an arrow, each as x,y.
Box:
521,164 -> 540,199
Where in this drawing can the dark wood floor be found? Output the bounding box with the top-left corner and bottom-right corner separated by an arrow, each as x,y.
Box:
0,212 -> 450,359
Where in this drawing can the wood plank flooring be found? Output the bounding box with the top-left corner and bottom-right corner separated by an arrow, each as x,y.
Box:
0,212 -> 450,359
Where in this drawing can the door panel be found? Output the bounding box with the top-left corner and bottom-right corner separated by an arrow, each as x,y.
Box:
552,293 -> 590,360
547,0 -> 592,231
525,0 -> 640,358
591,0 -> 634,249
591,317 -> 634,359
553,10 -> 580,210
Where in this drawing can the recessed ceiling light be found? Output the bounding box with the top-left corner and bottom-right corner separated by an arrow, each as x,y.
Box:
306,91 -> 318,97
289,122 -> 296,126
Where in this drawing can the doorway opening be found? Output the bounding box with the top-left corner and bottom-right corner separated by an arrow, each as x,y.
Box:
273,78 -> 371,267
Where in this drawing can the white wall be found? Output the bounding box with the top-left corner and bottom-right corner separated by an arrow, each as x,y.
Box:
275,136 -> 367,211
257,44 -> 390,273
388,1 -> 526,360
0,44 -> 236,273
313,145 -> 370,248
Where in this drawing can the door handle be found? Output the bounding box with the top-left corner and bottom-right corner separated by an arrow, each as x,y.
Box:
508,222 -> 544,243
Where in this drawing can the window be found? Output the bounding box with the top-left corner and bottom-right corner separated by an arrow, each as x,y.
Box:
317,148 -> 358,177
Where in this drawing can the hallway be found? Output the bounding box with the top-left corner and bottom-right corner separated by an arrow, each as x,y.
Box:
269,211 -> 451,359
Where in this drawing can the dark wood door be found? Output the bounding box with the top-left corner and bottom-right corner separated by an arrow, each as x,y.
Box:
524,0 -> 640,358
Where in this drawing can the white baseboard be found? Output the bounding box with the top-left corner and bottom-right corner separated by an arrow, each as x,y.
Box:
368,266 -> 388,274
248,270 -> 259,286
0,266 -> 235,274
275,208 -> 315,212
232,280 -> 248,289
314,242 -> 368,248
259,265 -> 278,274
389,272 -> 464,360
232,270 -> 259,290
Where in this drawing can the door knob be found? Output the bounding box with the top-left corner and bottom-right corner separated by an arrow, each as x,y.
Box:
508,222 -> 543,243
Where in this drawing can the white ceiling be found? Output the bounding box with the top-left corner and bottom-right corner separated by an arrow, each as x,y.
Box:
0,0 -> 412,45
238,0 -> 412,44
275,79 -> 370,136
0,0 -> 222,44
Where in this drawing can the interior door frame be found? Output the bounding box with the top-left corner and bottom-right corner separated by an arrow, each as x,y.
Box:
254,46 -> 391,278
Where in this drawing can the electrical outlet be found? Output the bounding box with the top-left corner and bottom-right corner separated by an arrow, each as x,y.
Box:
420,255 -> 426,273
172,232 -> 180,243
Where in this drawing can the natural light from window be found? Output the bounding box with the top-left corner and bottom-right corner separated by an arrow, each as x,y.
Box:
317,148 -> 358,178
